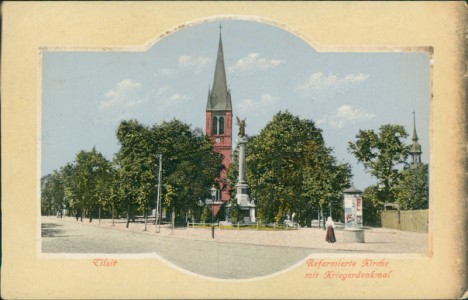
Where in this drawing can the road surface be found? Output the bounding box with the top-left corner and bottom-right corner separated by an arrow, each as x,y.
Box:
42,217 -> 357,279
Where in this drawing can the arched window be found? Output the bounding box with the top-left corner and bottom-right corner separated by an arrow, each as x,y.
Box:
218,116 -> 225,134
212,116 -> 218,135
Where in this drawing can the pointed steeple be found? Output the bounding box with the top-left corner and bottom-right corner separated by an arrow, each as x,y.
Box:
412,110 -> 419,142
409,111 -> 422,165
206,25 -> 232,111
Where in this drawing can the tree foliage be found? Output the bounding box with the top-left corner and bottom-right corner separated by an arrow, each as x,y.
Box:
116,120 -> 157,227
361,185 -> 385,226
41,118 -> 222,227
348,124 -> 410,203
41,148 -> 112,222
152,120 -> 222,224
230,111 -> 352,226
115,119 -> 222,226
41,171 -> 65,216
69,148 -> 112,222
393,164 -> 429,210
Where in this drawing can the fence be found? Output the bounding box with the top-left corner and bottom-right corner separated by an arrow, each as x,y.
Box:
381,209 -> 428,233
186,221 -> 299,230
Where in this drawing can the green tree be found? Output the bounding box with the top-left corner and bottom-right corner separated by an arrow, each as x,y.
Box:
200,205 -> 210,224
348,124 -> 410,203
61,163 -> 79,218
393,163 -> 429,210
94,157 -> 113,223
115,119 -> 221,228
68,148 -> 112,222
151,120 -> 222,225
227,199 -> 241,223
41,171 -> 65,217
362,185 -> 385,226
242,111 -> 351,226
116,120 -> 157,228
301,141 -> 352,224
108,163 -> 123,225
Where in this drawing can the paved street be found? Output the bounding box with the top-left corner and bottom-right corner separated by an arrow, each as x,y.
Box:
41,216 -> 427,279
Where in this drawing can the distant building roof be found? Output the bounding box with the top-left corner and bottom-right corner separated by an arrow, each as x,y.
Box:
343,186 -> 362,194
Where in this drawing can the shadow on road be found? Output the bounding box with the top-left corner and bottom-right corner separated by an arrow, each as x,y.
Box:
41,222 -> 64,237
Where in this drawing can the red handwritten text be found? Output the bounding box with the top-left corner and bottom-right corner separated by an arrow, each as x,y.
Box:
93,259 -> 117,267
304,259 -> 392,280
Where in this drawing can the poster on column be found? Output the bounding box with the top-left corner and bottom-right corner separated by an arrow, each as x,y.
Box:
1,2 -> 466,299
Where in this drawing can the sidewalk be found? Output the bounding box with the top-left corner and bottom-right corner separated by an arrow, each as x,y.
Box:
44,216 -> 428,254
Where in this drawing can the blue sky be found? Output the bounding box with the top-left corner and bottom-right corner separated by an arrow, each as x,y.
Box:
41,20 -> 430,189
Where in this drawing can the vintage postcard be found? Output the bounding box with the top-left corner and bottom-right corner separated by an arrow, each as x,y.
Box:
2,1 -> 466,299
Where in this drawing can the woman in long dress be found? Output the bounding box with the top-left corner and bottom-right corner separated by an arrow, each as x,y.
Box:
325,216 -> 336,243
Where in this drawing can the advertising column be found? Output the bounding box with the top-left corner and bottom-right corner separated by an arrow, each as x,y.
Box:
343,186 -> 363,229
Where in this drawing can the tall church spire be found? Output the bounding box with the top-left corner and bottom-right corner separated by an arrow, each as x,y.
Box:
204,25 -> 233,203
206,25 -> 232,111
409,111 -> 422,165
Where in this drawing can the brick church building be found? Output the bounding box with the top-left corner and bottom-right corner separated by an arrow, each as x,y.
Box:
205,28 -> 232,202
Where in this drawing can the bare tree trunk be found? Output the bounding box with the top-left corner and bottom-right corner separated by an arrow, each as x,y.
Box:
320,205 -> 325,230
144,207 -> 148,231
98,206 -> 101,224
171,206 -> 175,234
126,203 -> 130,228
112,203 -> 115,226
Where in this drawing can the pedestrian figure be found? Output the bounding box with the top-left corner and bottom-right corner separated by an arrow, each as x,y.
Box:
325,216 -> 336,243
75,211 -> 79,221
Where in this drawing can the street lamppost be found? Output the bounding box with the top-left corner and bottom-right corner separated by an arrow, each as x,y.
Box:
209,185 -> 219,238
210,185 -> 217,224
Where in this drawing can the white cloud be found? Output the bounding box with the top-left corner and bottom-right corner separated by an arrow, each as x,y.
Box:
237,93 -> 280,115
96,79 -> 148,124
157,55 -> 212,77
99,79 -> 146,110
229,53 -> 285,74
318,105 -> 375,128
158,68 -> 176,78
151,85 -> 191,106
295,72 -> 369,101
96,80 -> 191,125
169,93 -> 190,103
178,55 -> 211,73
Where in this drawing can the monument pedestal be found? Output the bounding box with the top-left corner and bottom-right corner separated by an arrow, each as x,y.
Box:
343,228 -> 365,243
234,134 -> 256,223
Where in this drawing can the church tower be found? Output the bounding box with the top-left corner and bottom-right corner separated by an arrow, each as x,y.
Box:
409,111 -> 422,166
205,26 -> 232,202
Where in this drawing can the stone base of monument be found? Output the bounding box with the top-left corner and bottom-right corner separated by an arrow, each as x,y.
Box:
343,228 -> 365,243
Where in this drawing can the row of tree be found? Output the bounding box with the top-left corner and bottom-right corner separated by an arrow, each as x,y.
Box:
226,114 -> 428,226
42,112 -> 428,228
41,119 -> 222,228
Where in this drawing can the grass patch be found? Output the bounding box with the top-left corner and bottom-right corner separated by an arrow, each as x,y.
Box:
188,223 -> 297,231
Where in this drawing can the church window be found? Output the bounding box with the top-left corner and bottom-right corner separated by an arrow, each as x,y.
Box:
219,116 -> 225,134
212,116 -> 218,135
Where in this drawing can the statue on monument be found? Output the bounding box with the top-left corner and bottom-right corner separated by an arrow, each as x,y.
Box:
236,116 -> 246,138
